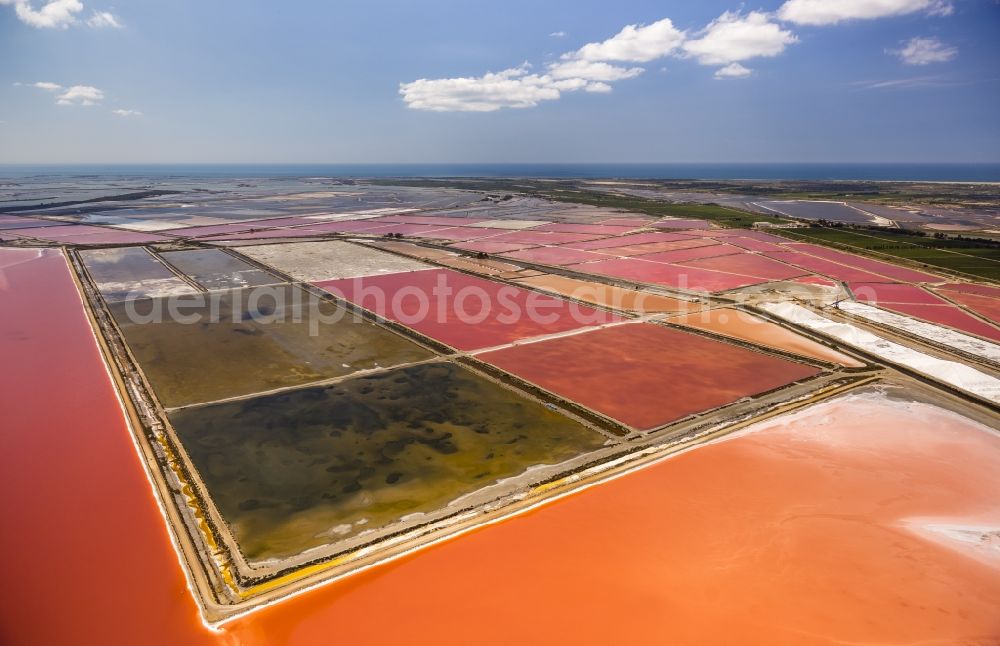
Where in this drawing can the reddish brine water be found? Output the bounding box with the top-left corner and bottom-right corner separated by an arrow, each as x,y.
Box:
3,247 -> 998,645
0,248 -> 215,645
477,322 -> 821,430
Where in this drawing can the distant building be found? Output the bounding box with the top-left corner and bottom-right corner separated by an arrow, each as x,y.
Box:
753,221 -> 809,229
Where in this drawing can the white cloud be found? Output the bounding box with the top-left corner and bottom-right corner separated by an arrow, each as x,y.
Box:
549,31 -> 566,38
715,62 -> 753,79
546,59 -> 643,82
777,0 -> 953,26
87,10 -> 121,28
400,66 -> 562,112
567,18 -> 686,63
56,85 -> 104,105
683,11 -> 797,66
398,62 -> 624,112
112,108 -> 141,117
401,13 -> 784,112
32,81 -> 62,90
890,36 -> 957,65
3,0 -> 83,29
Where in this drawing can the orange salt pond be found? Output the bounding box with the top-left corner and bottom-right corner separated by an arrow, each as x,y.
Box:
669,307 -> 865,367
223,391 -> 1000,645
514,273 -> 703,314
4,247 -> 998,645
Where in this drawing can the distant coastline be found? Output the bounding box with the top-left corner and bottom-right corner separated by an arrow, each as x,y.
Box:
1,163 -> 998,182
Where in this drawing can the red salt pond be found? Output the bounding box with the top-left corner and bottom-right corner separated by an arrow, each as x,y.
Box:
315,268 -> 620,351
937,282 -> 1000,299
482,230 -> 608,245
583,257 -> 767,292
532,223 -> 639,236
635,243 -> 743,265
299,220 -> 399,234
684,229 -> 788,243
11,224 -> 170,244
477,323 -> 820,430
737,230 -> 792,243
589,239 -> 720,257
450,239 -> 535,254
499,246 -> 607,266
223,392 -> 1000,645
451,238 -> 537,253
849,282 -> 946,305
354,223 -> 456,236
785,243 -> 943,283
0,248 -> 215,645
877,302 -> 1000,342
565,231 -> 696,250
415,226 -> 508,241
936,288 -> 1000,325
724,236 -> 788,252
762,250 -> 894,283
677,252 -> 809,281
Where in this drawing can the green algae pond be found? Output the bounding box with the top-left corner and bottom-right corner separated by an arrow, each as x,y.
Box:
168,362 -> 608,561
108,285 -> 433,407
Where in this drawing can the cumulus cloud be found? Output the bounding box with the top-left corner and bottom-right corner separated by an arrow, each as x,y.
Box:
683,11 -> 797,66
112,108 -> 141,117
401,19 -> 683,112
56,85 -> 103,105
715,62 -> 752,79
546,59 -> 644,82
778,0 -> 953,26
400,1 -> 955,112
19,78 -> 120,109
1,0 -> 83,29
398,62 -> 628,112
86,9 -> 121,28
400,66 -> 562,112
2,1 -> 122,29
889,36 -> 957,65
567,18 -> 686,63
549,31 -> 566,38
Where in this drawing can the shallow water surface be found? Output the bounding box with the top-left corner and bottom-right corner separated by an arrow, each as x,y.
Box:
80,247 -> 199,301
169,362 -> 606,561
160,248 -> 282,290
110,285 -> 433,407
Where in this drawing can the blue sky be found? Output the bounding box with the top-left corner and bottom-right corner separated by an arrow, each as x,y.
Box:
1,0 -> 998,163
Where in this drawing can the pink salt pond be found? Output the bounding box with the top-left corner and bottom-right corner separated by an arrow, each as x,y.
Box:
315,268 -> 620,351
